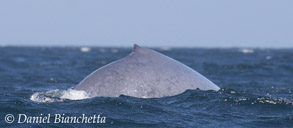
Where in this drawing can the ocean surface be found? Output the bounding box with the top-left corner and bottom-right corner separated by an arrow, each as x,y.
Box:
0,46 -> 293,128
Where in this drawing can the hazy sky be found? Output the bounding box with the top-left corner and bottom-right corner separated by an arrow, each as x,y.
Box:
0,0 -> 292,47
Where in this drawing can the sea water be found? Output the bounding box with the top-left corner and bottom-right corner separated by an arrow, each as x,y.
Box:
0,46 -> 293,127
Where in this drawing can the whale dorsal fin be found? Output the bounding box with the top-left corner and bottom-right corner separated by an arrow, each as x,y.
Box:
133,44 -> 149,53
133,44 -> 142,52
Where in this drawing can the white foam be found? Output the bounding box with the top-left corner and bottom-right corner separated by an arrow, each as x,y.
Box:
60,89 -> 90,100
80,47 -> 91,52
30,92 -> 56,102
30,89 -> 90,103
239,48 -> 254,54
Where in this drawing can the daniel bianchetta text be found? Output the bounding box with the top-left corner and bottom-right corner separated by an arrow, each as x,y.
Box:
9,114 -> 106,124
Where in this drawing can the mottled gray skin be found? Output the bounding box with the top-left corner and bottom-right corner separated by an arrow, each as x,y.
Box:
76,44 -> 220,98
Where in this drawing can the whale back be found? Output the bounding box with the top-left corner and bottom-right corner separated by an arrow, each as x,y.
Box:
76,44 -> 220,98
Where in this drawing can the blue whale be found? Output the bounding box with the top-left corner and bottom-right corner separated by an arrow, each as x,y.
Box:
76,44 -> 220,98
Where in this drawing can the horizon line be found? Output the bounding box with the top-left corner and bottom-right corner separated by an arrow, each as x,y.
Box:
1,44 -> 293,49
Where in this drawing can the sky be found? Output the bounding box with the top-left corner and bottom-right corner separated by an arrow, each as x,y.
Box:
0,0 -> 292,47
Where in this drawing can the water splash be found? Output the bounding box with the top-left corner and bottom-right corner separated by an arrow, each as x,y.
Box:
30,88 -> 90,103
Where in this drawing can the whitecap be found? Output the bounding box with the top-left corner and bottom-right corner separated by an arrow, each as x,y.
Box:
80,47 -> 91,52
239,48 -> 254,54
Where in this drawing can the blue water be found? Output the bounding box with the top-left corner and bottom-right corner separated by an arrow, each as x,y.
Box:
1,46 -> 293,127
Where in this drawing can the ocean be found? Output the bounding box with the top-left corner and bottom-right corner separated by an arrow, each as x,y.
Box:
0,46 -> 293,127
